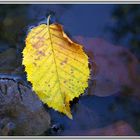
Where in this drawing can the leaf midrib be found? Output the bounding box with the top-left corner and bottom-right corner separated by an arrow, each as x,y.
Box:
47,24 -> 65,105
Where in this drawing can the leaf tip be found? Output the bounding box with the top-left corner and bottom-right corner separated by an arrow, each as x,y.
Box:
67,112 -> 73,120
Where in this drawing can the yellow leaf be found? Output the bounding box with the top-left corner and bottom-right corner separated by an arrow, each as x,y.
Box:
22,15 -> 90,119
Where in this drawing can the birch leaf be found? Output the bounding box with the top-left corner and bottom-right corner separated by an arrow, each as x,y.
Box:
22,15 -> 90,119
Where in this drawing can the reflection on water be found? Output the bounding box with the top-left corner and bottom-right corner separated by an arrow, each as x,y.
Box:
46,91 -> 140,136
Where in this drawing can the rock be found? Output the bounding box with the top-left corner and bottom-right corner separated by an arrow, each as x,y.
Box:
12,66 -> 26,78
0,41 -> 11,53
0,48 -> 18,73
0,77 -> 51,135
75,37 -> 139,97
0,48 -> 25,77
61,121 -> 137,136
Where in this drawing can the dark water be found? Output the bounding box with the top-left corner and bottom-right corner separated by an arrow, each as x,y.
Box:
0,4 -> 136,48
46,92 -> 140,136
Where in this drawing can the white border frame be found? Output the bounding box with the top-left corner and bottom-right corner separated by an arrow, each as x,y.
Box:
0,1 -> 140,138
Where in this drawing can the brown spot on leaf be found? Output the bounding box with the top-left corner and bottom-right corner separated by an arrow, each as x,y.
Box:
34,57 -> 41,61
33,41 -> 44,49
60,58 -> 68,65
37,51 -> 46,56
71,68 -> 74,74
33,62 -> 37,66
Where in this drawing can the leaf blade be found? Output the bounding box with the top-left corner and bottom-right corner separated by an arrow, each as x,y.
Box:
22,18 -> 90,119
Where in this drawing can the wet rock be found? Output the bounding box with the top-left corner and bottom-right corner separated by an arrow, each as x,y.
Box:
75,37 -> 139,97
0,77 -> 51,135
0,41 -> 11,53
61,121 -> 137,136
0,48 -> 18,73
12,66 -> 26,78
0,47 -> 25,77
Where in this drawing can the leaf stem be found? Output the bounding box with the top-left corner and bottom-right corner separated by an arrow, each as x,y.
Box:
47,15 -> 51,26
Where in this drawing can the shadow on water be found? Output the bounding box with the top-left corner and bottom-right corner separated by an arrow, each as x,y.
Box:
44,90 -> 140,136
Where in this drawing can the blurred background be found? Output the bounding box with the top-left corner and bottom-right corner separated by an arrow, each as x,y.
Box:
0,4 -> 140,136
0,4 -> 140,58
